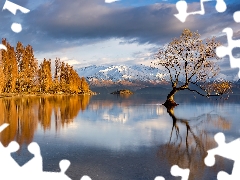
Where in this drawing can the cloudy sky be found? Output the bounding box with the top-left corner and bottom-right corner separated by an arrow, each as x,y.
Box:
0,0 -> 240,79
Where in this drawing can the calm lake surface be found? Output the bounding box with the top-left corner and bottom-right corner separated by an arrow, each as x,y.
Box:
0,93 -> 239,180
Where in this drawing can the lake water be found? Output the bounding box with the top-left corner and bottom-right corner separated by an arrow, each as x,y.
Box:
0,94 -> 239,180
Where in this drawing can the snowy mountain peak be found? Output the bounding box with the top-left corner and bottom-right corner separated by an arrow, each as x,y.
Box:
76,65 -> 164,82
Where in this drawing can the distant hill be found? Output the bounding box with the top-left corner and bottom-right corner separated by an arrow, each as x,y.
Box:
76,64 -> 238,84
76,64 -> 240,96
90,85 -> 171,95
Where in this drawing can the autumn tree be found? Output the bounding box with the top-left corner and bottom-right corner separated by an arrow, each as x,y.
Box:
68,66 -> 81,93
154,29 -> 232,107
38,58 -> 52,92
0,49 -> 5,93
58,61 -> 87,93
80,77 -> 89,93
15,41 -> 24,91
1,39 -> 18,93
16,42 -> 38,92
59,62 -> 68,92
52,58 -> 61,93
0,39 -> 91,95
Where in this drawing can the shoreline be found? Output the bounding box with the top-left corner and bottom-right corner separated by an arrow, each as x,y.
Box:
0,92 -> 97,98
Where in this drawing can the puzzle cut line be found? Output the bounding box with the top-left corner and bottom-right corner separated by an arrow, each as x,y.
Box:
174,0 -> 227,23
216,28 -> 240,78
2,0 -> 30,33
0,123 -> 92,180
205,132 -> 240,180
155,165 -> 190,180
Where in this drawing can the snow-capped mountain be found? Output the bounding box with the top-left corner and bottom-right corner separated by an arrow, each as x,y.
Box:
76,65 -> 164,82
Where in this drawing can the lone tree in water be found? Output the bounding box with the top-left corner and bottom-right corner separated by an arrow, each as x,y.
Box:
154,29 -> 232,107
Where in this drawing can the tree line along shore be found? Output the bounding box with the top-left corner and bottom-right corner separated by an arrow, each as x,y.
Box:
0,39 -> 94,96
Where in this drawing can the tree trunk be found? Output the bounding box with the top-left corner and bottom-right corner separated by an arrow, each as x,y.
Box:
163,88 -> 179,107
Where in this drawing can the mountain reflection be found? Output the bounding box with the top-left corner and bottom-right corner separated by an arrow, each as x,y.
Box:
0,95 -> 90,146
157,106 -> 231,180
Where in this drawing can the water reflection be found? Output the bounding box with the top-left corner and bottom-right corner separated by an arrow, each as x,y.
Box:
0,94 -> 237,179
157,106 -> 231,180
118,94 -> 133,98
0,95 -> 90,146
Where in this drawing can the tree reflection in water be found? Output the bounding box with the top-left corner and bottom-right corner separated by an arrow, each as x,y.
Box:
157,106 -> 231,180
0,95 -> 90,147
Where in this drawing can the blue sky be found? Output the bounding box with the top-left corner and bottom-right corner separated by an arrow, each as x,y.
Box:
1,0 -> 240,79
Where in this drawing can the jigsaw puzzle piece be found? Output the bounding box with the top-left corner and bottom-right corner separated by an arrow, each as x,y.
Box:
0,123 -> 20,177
22,159 -> 71,180
80,175 -> 92,180
174,1 -> 188,23
216,28 -> 240,78
233,11 -> 240,23
215,0 -> 227,12
0,124 -> 19,165
154,177 -> 165,180
217,161 -> 240,180
2,0 -> 30,15
154,165 -> 190,180
2,0 -> 30,33
205,132 -> 240,164
171,165 -> 190,180
0,124 -> 92,180
205,132 -> 240,180
41,160 -> 91,180
174,0 -> 226,22
0,141 -> 21,179
21,142 -> 43,173
217,171 -> 236,180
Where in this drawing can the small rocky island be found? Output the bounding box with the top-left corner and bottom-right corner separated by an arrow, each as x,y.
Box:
110,89 -> 133,95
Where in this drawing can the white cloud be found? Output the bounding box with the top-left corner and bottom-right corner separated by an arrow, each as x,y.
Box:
105,0 -> 120,3
60,57 -> 80,66
35,38 -> 157,68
